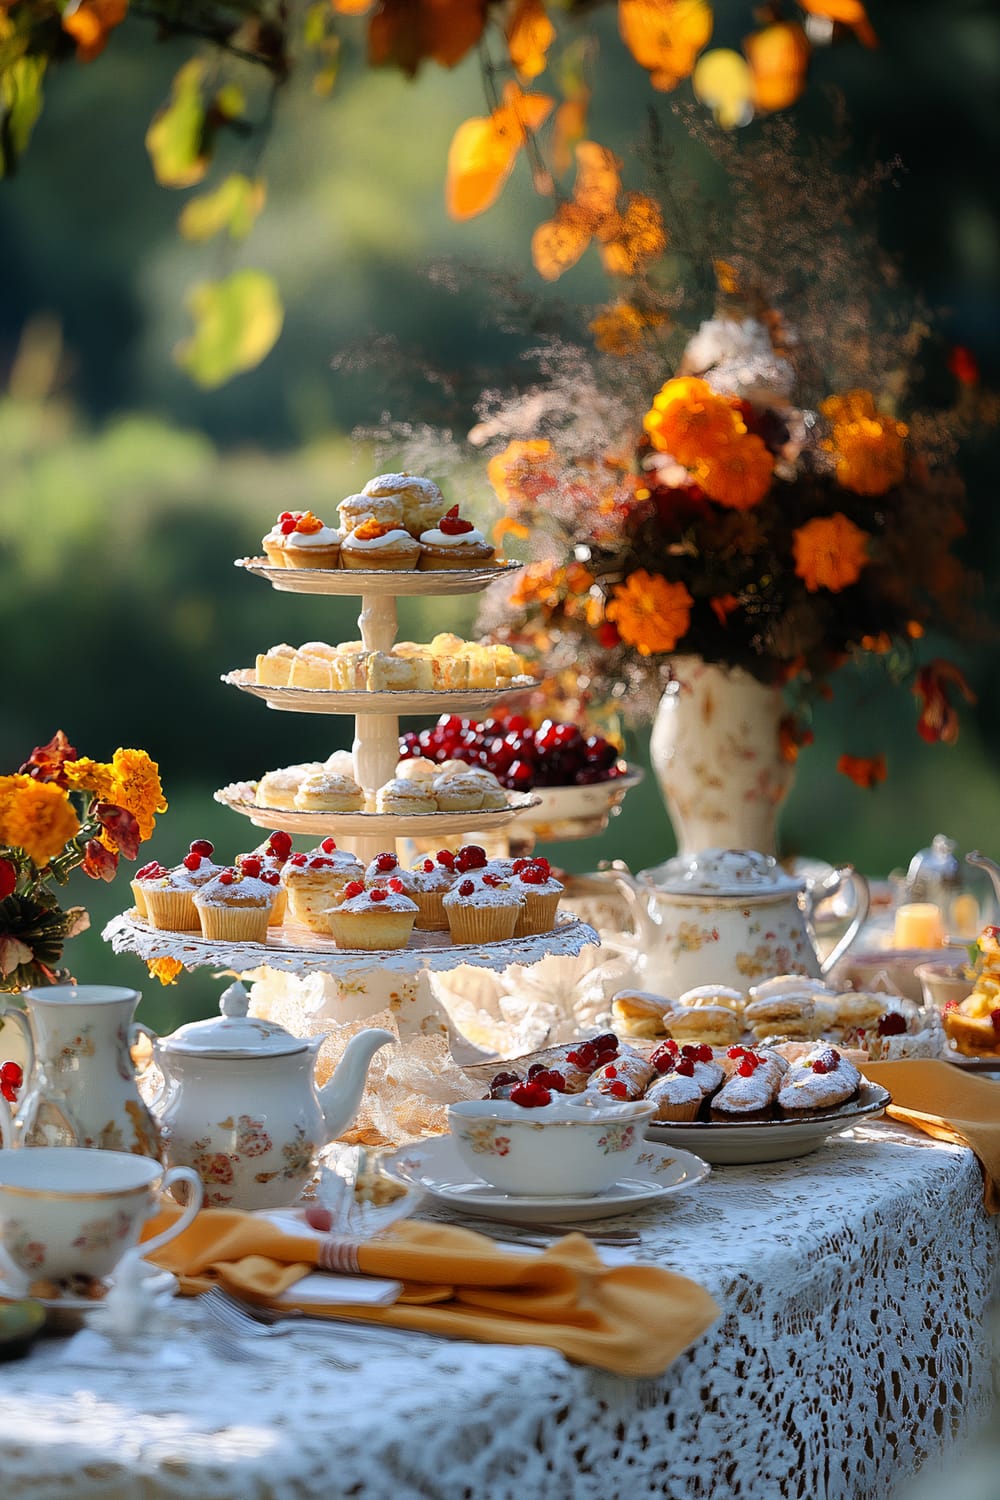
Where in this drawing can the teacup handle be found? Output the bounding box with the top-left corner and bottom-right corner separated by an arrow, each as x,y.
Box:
0,1005 -> 34,1081
805,865 -> 871,976
141,1166 -> 204,1259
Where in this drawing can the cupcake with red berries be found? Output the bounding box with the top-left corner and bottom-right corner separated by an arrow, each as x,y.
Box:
408,849 -> 458,931
143,841 -> 221,931
511,858 -> 563,937
263,509 -> 341,570
443,870 -> 525,946
237,831 -> 293,926
282,842 -> 364,934
417,507 -> 496,571
193,866 -> 278,944
130,860 -> 169,921
326,879 -> 418,951
364,851 -> 419,898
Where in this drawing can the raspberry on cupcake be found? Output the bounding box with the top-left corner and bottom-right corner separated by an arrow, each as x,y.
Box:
130,860 -> 169,921
364,851 -> 419,897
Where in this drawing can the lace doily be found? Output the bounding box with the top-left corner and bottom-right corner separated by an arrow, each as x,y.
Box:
2,1124 -> 996,1500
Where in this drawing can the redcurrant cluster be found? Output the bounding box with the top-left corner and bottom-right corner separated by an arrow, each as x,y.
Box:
399,714 -> 623,791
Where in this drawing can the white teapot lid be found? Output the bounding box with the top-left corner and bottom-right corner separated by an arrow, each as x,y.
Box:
158,981 -> 308,1058
642,848 -> 803,897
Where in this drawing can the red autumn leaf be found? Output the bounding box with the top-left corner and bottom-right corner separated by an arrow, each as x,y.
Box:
83,838 -> 120,881
913,659 -> 977,745
368,0 -> 488,76
837,753 -> 887,789
19,730 -> 79,784
947,346 -> 979,387
95,802 -> 141,861
0,859 -> 15,900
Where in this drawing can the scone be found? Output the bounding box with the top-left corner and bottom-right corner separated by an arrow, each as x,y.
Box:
744,994 -> 817,1041
376,778 -> 438,816
363,472 -> 445,539
611,990 -> 673,1040
678,984 -> 745,1016
337,491 -> 403,534
255,644 -> 297,686
256,764 -> 324,810
666,1004 -> 742,1048
432,772 -> 486,812
340,519 -> 421,571
418,508 -> 496,570
294,771 -> 365,813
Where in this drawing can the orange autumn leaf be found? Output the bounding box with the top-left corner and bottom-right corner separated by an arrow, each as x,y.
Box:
508,0 -> 556,83
62,0 -> 127,62
798,0 -> 877,48
551,96 -> 589,176
572,141 -> 622,222
792,512 -> 870,593
493,516 -> 532,546
332,0 -> 374,12
590,300 -> 668,356
532,202 -> 593,280
709,592 -> 740,626
744,22 -> 811,113
446,81 -> 553,221
618,0 -> 714,91
487,438 -> 556,505
369,0 -> 489,74
837,753 -> 887,789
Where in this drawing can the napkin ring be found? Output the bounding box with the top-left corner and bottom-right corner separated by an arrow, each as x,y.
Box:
317,1237 -> 363,1274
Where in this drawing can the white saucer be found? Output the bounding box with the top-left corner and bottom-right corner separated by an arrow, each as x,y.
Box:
0,1264 -> 177,1314
382,1136 -> 710,1223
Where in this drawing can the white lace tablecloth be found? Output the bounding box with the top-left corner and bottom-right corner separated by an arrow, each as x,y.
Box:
1,1122 -> 997,1500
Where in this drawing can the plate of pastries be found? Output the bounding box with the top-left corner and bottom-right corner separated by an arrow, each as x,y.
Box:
470,1020 -> 892,1166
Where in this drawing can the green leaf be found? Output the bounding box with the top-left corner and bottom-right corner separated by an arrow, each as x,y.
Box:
146,59 -> 209,188
0,56 -> 46,177
175,269 -> 284,388
178,174 -> 266,243
214,83 -> 246,121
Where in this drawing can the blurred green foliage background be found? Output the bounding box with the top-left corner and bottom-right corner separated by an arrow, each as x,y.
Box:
1,1 -> 998,1031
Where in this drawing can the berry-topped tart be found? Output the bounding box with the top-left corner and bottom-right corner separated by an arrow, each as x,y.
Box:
263,510 -> 342,570
418,507 -> 496,571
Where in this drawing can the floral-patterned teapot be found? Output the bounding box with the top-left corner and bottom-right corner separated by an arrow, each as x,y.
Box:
148,982 -> 394,1210
604,849 -> 869,998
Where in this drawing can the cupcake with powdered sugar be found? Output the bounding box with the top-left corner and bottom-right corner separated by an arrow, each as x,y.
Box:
443,871 -> 525,945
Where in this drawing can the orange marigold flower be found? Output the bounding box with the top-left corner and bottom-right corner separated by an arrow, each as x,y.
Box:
109,748 -> 167,843
509,559 -> 564,610
837,753 -> 887,789
822,390 -> 907,496
792,513 -> 870,593
62,757 -> 120,804
694,433 -> 773,510
0,775 -> 81,867
644,377 -> 741,466
147,956 -> 184,987
606,571 -> 693,656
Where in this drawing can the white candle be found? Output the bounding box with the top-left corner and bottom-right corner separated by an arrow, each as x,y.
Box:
894,902 -> 945,950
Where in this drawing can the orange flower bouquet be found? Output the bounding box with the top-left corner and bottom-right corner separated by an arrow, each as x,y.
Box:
0,732 -> 167,991
466,119 -> 991,787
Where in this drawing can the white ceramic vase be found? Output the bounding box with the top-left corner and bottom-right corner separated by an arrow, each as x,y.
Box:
649,655 -> 794,858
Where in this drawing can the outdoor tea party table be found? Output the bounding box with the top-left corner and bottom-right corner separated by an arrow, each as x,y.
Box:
0,1119 -> 996,1500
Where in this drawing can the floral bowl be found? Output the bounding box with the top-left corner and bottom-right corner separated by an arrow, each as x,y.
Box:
446,1096 -> 656,1197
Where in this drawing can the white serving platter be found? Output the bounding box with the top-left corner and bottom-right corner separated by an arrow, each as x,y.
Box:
221,669 -> 542,717
236,557 -> 522,597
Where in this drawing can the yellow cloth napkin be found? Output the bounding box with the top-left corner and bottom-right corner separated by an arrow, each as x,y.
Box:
862,1058 -> 1000,1213
142,1207 -> 719,1377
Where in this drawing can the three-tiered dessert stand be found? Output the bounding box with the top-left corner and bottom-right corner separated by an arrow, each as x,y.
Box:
104,554 -> 600,1048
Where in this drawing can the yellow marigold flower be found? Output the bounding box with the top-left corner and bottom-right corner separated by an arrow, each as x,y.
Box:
606,571 -> 693,655
792,512 -> 870,593
694,432 -> 773,510
486,439 -> 554,507
62,757 -> 120,803
0,774 -> 81,867
110,748 -> 168,841
829,414 -> 908,497
644,378 -> 742,467
147,956 -> 183,986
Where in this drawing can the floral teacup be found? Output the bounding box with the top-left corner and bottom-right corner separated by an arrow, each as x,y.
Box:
0,1146 -> 202,1289
447,1097 -> 656,1197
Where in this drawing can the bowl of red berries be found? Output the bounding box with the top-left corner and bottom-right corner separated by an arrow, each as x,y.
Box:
399,714 -> 642,843
447,1089 -> 656,1197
